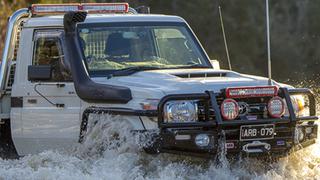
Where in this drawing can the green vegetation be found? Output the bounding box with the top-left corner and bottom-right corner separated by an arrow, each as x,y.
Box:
1,0 -> 320,83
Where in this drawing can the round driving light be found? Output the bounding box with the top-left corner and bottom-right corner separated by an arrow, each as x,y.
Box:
294,127 -> 304,143
195,134 -> 210,147
268,96 -> 285,118
305,127 -> 313,134
221,99 -> 239,120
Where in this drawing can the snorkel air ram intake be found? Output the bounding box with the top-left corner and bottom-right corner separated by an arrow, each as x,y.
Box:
63,11 -> 132,103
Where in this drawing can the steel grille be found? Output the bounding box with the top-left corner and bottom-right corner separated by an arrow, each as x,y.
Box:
197,97 -> 273,121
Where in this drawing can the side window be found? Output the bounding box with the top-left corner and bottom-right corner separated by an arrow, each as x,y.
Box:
33,30 -> 72,82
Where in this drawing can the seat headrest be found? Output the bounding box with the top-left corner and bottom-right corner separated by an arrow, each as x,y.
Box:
105,33 -> 131,57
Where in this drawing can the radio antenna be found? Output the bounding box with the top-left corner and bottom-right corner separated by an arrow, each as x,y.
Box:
218,6 -> 232,71
265,0 -> 272,85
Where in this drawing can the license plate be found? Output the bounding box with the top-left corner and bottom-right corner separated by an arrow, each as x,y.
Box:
240,124 -> 275,141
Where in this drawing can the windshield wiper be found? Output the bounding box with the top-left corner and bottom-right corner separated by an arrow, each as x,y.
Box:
108,66 -> 161,77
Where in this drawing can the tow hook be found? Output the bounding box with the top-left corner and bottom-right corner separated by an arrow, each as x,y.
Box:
242,141 -> 271,153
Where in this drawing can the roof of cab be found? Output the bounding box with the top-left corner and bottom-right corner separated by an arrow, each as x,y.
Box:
23,14 -> 186,28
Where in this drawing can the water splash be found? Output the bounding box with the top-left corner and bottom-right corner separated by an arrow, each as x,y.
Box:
77,114 -> 140,159
0,113 -> 319,179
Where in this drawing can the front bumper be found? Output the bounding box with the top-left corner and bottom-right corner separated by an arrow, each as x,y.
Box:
147,88 -> 318,157
81,88 -> 318,157
148,122 -> 318,157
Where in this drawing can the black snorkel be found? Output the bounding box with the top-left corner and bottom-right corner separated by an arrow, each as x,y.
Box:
63,11 -> 132,103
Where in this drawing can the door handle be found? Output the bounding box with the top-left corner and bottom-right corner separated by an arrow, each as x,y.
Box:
27,99 -> 37,104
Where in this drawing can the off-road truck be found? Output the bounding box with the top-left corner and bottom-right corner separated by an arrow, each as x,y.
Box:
0,3 -> 317,158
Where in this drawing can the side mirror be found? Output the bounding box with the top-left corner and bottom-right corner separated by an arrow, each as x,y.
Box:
209,59 -> 220,70
28,65 -> 52,81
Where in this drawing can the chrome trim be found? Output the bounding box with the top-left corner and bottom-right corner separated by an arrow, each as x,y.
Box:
0,8 -> 29,92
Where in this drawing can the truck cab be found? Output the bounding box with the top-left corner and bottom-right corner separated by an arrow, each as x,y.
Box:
0,3 -> 318,158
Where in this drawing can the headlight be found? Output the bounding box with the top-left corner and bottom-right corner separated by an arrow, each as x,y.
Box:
291,95 -> 306,117
163,100 -> 198,123
284,95 -> 307,117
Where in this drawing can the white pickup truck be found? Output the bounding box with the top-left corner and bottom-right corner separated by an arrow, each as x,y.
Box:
0,3 -> 317,158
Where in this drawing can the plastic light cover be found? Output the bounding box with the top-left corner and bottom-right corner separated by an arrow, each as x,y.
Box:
195,134 -> 210,147
31,3 -> 129,14
226,86 -> 278,98
305,127 -> 313,134
221,99 -> 239,120
291,95 -> 306,117
82,3 -> 129,13
31,4 -> 80,14
294,127 -> 304,143
140,99 -> 159,110
164,100 -> 198,123
268,96 -> 285,118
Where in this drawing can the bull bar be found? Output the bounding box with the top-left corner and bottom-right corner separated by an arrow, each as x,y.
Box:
80,88 -> 318,157
154,87 -> 318,156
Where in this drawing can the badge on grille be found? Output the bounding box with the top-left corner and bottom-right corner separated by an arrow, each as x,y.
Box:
238,102 -> 249,115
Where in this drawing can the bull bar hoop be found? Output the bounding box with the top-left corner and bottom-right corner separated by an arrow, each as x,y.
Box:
157,88 -> 318,128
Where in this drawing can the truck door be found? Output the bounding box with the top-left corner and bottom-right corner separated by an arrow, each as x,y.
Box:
14,29 -> 81,155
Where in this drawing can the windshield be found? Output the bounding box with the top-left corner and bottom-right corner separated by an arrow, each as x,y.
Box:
77,22 -> 210,77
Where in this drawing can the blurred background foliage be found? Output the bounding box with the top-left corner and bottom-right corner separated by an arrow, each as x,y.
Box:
0,0 -> 320,84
